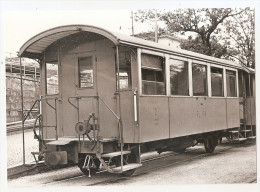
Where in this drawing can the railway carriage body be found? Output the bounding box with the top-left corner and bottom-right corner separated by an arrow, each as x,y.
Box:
19,25 -> 256,175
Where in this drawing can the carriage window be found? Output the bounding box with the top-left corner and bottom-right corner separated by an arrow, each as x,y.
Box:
169,59 -> 189,96
250,75 -> 255,97
238,71 -> 243,97
78,57 -> 93,88
226,70 -> 237,97
118,47 -> 132,90
211,67 -> 223,97
192,63 -> 207,96
141,54 -> 165,95
245,74 -> 254,97
46,61 -> 59,95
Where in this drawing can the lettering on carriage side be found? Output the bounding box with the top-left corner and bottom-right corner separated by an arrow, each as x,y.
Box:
154,107 -> 159,126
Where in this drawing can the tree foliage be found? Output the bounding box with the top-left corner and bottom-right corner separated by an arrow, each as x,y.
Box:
134,8 -> 255,68
224,8 -> 255,68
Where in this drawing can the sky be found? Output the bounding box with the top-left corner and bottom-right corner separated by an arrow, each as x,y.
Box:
1,0 -> 259,57
1,1 -> 260,192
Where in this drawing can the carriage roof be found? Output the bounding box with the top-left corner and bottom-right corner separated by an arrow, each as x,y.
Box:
19,24 -> 252,73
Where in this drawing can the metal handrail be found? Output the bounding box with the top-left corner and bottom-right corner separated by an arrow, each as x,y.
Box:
68,95 -> 120,120
22,99 -> 39,123
68,95 -> 122,142
98,97 -> 120,120
41,97 -> 58,140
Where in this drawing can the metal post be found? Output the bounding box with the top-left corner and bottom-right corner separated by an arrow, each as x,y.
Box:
55,98 -> 58,140
248,74 -> 253,134
34,65 -> 37,79
116,46 -> 123,171
131,10 -> 134,36
20,57 -> 25,165
155,9 -> 158,43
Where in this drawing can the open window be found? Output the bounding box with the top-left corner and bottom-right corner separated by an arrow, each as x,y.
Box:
169,59 -> 189,96
192,63 -> 207,96
141,54 -> 165,95
78,56 -> 94,88
46,61 -> 59,95
211,67 -> 224,97
226,69 -> 237,97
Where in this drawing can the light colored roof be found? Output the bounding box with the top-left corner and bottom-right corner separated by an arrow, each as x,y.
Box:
158,35 -> 183,42
19,24 -> 248,71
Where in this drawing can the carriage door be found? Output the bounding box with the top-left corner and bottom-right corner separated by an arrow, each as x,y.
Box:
43,61 -> 61,139
75,54 -> 98,128
75,51 -> 118,139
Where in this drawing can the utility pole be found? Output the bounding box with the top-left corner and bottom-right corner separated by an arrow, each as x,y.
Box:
131,10 -> 134,36
155,9 -> 158,43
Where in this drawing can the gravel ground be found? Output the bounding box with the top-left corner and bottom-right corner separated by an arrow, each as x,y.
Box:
7,130 -> 39,167
7,139 -> 256,188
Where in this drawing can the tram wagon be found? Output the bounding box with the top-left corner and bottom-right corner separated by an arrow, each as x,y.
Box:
18,25 -> 256,176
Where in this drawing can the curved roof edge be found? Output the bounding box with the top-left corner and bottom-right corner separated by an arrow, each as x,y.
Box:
18,25 -> 119,57
18,24 -> 251,71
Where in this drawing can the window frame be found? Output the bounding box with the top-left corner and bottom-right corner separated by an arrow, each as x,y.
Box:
191,61 -> 208,97
238,70 -> 244,98
225,67 -> 238,98
45,60 -> 59,95
210,64 -> 224,98
117,46 -> 133,91
169,57 -> 190,97
77,56 -> 94,89
140,51 -> 166,96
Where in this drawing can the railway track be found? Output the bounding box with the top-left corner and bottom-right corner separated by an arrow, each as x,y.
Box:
44,141 -> 252,186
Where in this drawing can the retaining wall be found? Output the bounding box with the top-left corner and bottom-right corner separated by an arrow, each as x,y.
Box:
6,73 -> 40,123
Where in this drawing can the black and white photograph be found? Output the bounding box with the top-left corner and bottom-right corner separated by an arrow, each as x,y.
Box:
0,0 -> 259,192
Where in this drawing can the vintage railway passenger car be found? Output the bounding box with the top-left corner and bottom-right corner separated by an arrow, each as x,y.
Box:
18,25 -> 256,176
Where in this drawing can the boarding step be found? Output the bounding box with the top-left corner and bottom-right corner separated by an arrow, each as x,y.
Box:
112,163 -> 142,173
240,130 -> 252,132
99,138 -> 118,143
233,138 -> 247,142
230,130 -> 239,133
230,130 -> 251,133
247,136 -> 256,139
101,151 -> 131,158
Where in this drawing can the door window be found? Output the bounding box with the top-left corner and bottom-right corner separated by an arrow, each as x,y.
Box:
46,61 -> 59,95
78,56 -> 93,88
118,47 -> 132,90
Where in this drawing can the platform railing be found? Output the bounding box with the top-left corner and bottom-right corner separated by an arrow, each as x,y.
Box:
42,97 -> 58,140
31,97 -> 58,143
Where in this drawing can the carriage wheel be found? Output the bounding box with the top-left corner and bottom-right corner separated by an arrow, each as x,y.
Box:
204,135 -> 218,153
78,156 -> 100,176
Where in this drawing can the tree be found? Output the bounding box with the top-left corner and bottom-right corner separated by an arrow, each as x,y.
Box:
134,8 -> 254,67
223,8 -> 255,68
